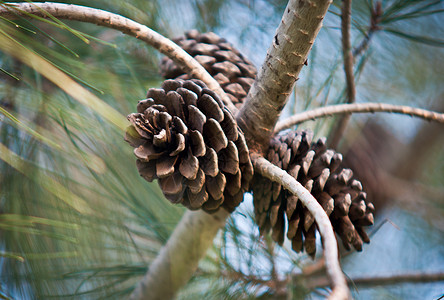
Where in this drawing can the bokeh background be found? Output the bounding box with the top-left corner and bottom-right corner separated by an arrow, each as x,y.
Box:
0,0 -> 443,299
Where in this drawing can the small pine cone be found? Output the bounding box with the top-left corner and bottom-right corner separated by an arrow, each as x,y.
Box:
252,130 -> 374,257
160,30 -> 257,109
125,79 -> 253,213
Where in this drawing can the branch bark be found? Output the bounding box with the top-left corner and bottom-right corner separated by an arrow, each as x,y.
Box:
252,154 -> 349,300
274,102 -> 444,132
237,0 -> 332,153
328,0 -> 355,148
0,2 -> 237,112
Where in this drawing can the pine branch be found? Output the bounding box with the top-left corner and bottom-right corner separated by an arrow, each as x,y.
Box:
236,0 -> 333,153
251,153 -> 349,300
328,0 -> 355,149
274,102 -> 444,133
0,2 -> 237,112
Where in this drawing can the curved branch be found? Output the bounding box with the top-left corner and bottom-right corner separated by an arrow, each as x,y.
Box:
274,102 -> 444,133
0,2 -> 237,112
251,153 -> 350,300
236,0 -> 333,153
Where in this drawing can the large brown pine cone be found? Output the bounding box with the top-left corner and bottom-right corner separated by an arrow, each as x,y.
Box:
160,30 -> 257,109
125,79 -> 254,212
252,130 -> 374,257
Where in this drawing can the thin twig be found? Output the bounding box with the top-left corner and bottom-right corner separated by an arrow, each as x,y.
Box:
0,2 -> 237,113
328,0 -> 355,149
251,153 -> 350,300
222,261 -> 444,295
352,1 -> 382,57
274,102 -> 444,133
301,272 -> 444,290
341,0 -> 355,104
223,269 -> 444,295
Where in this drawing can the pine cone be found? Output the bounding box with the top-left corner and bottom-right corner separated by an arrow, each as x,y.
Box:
252,130 -> 374,257
160,30 -> 257,109
125,79 -> 253,213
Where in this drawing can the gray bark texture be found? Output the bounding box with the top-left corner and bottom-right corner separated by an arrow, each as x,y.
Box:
237,0 -> 333,153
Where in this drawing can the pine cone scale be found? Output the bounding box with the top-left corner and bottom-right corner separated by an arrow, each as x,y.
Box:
200,147 -> 218,176
203,119 -> 228,152
156,155 -> 178,178
189,130 -> 206,157
179,152 -> 199,180
206,173 -> 226,200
